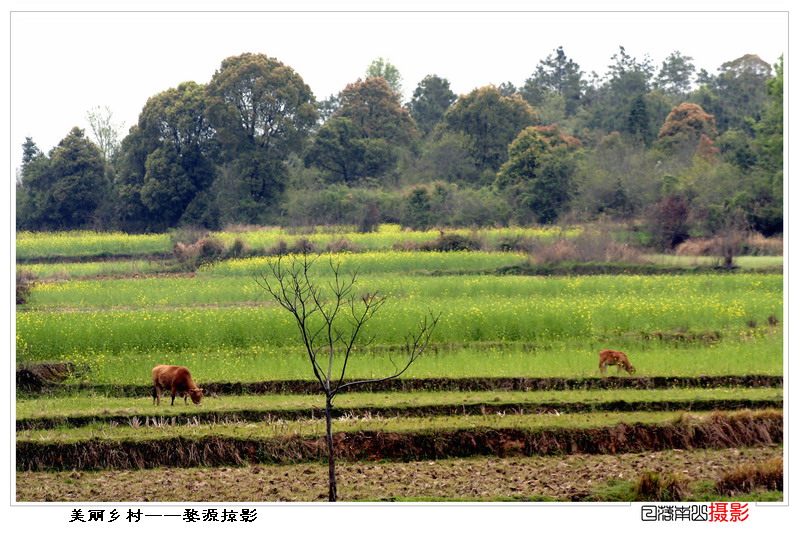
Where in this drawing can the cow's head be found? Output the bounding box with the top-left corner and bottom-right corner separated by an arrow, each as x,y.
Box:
627,365 -> 637,375
188,387 -> 204,405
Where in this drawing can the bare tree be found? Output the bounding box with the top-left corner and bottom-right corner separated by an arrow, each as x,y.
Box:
256,253 -> 439,501
86,105 -> 125,161
713,208 -> 751,270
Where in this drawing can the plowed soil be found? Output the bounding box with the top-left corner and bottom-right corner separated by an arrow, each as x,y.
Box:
16,446 -> 782,502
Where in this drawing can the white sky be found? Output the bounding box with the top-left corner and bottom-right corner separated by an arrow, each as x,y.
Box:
9,9 -> 788,154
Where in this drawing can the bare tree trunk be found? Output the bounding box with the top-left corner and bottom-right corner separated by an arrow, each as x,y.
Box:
325,395 -> 337,502
256,254 -> 438,503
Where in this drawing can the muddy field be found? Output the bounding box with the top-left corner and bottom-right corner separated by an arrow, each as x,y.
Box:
16,446 -> 782,502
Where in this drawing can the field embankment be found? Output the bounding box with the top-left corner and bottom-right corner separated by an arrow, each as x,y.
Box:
17,410 -> 782,471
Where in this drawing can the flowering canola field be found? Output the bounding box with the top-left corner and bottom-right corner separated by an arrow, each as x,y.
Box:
16,246 -> 783,385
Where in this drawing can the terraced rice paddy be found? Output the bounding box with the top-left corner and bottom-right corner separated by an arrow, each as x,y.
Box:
15,229 -> 784,502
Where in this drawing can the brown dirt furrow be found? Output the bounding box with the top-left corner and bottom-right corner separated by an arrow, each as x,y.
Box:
15,446 -> 782,502
16,411 -> 782,471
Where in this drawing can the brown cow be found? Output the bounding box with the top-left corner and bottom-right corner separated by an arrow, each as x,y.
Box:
152,365 -> 204,406
598,350 -> 636,375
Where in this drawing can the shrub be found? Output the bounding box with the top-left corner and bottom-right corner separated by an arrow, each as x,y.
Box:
391,240 -> 422,252
266,240 -> 289,256
529,230 -> 645,265
170,226 -> 209,248
421,232 -> 482,252
173,236 -> 226,269
286,238 -> 317,255
676,233 -> 783,259
226,237 -> 249,258
16,270 -> 36,305
326,238 -> 362,253
497,234 -> 536,253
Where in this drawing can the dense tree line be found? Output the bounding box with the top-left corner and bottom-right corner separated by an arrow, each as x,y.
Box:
16,48 -> 783,247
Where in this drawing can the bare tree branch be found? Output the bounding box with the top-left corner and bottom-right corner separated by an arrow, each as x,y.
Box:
255,252 -> 440,501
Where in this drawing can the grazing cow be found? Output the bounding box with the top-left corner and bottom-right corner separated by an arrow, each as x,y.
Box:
152,365 -> 204,406
598,350 -> 636,375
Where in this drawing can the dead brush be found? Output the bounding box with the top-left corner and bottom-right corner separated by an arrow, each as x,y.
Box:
392,240 -> 422,252
716,457 -> 783,495
326,238 -> 362,253
16,269 -> 37,305
676,233 -> 783,257
743,233 -> 783,255
529,230 -> 645,265
634,471 -> 691,501
173,236 -> 226,268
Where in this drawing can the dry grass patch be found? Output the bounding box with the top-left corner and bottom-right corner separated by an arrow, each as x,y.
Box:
715,456 -> 783,495
529,230 -> 644,265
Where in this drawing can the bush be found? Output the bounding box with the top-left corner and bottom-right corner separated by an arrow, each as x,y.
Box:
421,232 -> 482,252
286,238 -> 317,255
227,237 -> 250,258
266,240 -> 290,256
16,270 -> 36,305
676,233 -> 783,257
173,236 -> 226,269
326,238 -> 362,253
529,230 -> 645,265
497,234 -> 536,253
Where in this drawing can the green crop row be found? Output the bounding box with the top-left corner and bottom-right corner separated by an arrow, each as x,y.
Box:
15,336 -> 783,386
17,225 -> 578,260
16,231 -> 172,259
23,272 -> 782,311
17,410 -> 730,444
17,387 -> 783,421
17,260 -> 173,279
199,250 -> 527,277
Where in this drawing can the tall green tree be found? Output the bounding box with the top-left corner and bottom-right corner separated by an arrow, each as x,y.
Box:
304,117 -> 395,184
656,51 -> 696,98
17,137 -> 52,229
207,53 -> 317,222
744,55 -> 783,235
587,47 -> 655,136
691,54 -> 772,134
117,81 -> 218,229
365,57 -> 403,99
306,78 -> 416,184
407,75 -> 457,136
337,77 -> 417,146
49,128 -> 108,228
495,125 -> 580,223
18,128 -> 106,229
521,46 -> 585,115
444,86 -> 537,172
655,102 -> 718,163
